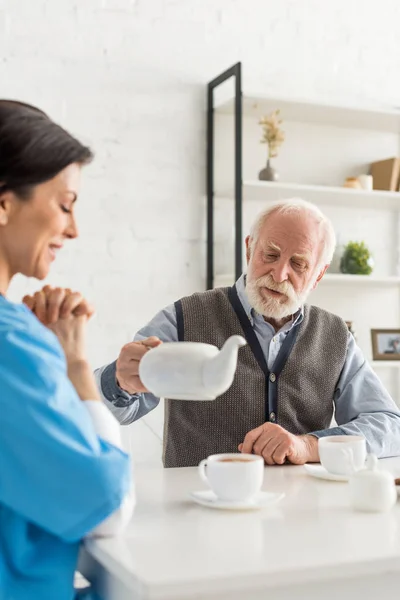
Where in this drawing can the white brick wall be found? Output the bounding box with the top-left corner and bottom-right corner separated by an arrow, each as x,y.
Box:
2,0 -> 400,462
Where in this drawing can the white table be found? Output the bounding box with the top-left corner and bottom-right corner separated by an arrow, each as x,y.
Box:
79,458 -> 400,600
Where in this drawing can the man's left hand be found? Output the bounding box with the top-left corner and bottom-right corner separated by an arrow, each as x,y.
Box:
238,423 -> 319,465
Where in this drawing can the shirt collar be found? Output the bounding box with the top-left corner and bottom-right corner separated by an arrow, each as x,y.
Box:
234,273 -> 304,330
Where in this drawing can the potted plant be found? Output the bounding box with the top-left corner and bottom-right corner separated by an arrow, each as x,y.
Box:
340,241 -> 374,275
258,109 -> 285,181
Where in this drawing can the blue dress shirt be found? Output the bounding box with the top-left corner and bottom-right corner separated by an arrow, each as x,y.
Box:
96,275 -> 400,458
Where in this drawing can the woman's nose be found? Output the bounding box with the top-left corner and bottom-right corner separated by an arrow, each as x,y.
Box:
65,214 -> 78,239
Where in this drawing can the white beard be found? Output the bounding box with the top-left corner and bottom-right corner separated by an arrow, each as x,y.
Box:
245,273 -> 314,320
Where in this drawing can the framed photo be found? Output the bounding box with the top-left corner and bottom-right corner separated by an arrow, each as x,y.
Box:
371,329 -> 400,360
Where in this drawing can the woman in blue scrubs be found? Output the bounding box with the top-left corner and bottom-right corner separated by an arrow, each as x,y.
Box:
0,101 -> 133,600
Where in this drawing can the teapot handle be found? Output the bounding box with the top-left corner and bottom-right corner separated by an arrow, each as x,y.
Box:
198,459 -> 209,486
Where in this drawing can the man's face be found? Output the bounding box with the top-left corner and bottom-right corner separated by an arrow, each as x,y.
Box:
245,211 -> 327,320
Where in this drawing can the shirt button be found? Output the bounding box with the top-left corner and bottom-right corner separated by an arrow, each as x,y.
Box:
269,373 -> 276,383
270,412 -> 276,422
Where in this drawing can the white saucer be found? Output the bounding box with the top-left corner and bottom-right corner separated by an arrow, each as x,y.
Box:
304,464 -> 350,482
189,490 -> 285,510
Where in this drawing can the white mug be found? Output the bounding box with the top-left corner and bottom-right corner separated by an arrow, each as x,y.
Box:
198,453 -> 264,501
358,174 -> 373,191
319,435 -> 366,476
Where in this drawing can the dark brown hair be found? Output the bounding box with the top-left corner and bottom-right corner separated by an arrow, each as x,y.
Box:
0,100 -> 94,199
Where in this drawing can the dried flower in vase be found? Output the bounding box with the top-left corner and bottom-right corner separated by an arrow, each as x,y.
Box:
259,109 -> 285,159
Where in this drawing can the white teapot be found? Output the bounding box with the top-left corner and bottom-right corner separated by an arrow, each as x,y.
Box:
138,335 -> 246,400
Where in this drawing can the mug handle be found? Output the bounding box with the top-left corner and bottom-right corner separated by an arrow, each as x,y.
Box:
198,459 -> 209,485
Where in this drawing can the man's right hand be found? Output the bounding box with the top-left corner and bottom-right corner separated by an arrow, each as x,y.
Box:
116,337 -> 162,394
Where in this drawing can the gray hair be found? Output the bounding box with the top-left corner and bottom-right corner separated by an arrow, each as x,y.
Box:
249,198 -> 336,267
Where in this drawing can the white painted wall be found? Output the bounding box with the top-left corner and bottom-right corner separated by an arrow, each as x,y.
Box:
2,0 -> 400,464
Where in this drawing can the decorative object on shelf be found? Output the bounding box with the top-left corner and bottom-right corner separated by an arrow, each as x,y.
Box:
370,157 -> 400,191
258,159 -> 279,182
343,177 -> 362,189
357,174 -> 373,191
340,241 -> 374,275
371,329 -> 400,360
258,109 -> 284,182
345,321 -> 357,342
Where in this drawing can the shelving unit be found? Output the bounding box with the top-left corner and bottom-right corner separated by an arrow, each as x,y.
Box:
207,63 -> 400,396
207,62 -> 400,290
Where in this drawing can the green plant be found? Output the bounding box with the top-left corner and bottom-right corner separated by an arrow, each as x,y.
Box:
340,241 -> 374,275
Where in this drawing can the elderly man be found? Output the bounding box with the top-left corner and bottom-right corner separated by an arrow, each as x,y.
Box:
96,199 -> 400,467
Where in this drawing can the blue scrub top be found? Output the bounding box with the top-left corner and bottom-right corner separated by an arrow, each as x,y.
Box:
0,296 -> 131,600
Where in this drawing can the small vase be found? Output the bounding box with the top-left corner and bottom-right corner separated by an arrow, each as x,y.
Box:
258,158 -> 279,182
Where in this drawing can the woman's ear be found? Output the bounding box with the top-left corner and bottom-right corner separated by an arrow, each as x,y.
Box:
0,188 -> 12,226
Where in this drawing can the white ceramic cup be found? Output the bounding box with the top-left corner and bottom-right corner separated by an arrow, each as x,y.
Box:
319,435 -> 367,476
358,174 -> 373,191
198,453 -> 264,501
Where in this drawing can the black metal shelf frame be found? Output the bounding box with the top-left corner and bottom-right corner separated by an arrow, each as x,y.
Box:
206,62 -> 242,290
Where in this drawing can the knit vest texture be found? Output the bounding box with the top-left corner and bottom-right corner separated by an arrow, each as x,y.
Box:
162,286 -> 348,468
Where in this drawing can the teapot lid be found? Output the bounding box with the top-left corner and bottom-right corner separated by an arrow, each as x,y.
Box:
353,454 -> 394,483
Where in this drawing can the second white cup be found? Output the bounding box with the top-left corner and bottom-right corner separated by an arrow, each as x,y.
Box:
319,435 -> 367,475
198,453 -> 264,501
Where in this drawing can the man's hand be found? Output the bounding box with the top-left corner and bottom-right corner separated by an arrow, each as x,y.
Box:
238,423 -> 319,465
116,337 -> 162,394
23,285 -> 94,326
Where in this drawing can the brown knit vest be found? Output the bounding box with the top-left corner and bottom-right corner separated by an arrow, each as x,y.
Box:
162,287 -> 348,467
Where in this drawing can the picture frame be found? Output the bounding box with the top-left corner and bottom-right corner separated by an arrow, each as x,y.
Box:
371,329 -> 400,360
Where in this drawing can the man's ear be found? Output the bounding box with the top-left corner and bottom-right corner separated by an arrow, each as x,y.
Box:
245,236 -> 252,265
312,264 -> 329,290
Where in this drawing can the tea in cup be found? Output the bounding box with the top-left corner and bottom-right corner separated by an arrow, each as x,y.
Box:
198,453 -> 264,501
318,435 -> 366,475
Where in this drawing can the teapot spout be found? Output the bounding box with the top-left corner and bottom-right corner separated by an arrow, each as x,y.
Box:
202,335 -> 247,398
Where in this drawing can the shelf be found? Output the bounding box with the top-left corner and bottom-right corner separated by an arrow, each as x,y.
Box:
321,274 -> 400,284
216,181 -> 400,211
213,273 -> 400,288
216,93 -> 400,133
